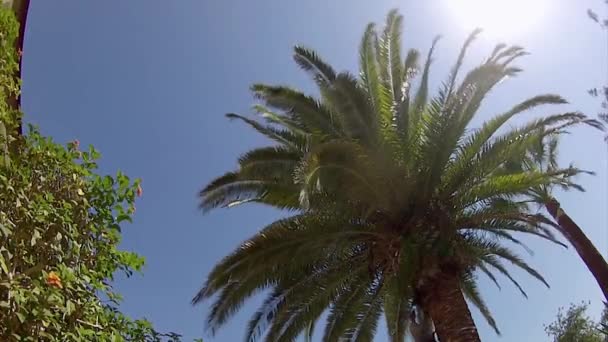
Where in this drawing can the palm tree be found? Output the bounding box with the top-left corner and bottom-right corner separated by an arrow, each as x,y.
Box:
194,10 -> 597,342
510,134 -> 608,301
585,1 -> 608,301
545,197 -> 608,300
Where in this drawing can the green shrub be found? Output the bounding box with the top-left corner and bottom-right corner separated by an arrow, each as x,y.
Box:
0,7 -> 196,342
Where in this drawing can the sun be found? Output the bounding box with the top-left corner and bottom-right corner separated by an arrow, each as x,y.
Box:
445,0 -> 549,39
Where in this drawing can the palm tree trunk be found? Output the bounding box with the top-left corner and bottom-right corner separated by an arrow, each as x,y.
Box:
546,197 -> 608,300
420,271 -> 480,342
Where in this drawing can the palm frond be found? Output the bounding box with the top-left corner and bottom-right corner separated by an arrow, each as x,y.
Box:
294,46 -> 337,88
378,9 -> 404,103
429,55 -> 525,175
251,84 -> 342,137
360,23 -> 393,130
226,113 -> 305,149
200,177 -> 268,212
196,214 -> 376,302
461,272 -> 500,335
395,48 -> 420,138
267,264 -> 369,342
237,146 -> 300,179
294,140 -> 383,210
207,273 -> 275,334
410,36 -> 440,130
445,28 -> 482,98
253,104 -> 308,136
350,280 -> 385,342
477,263 -> 501,290
485,241 -> 549,288
446,112 -> 592,196
245,288 -> 285,342
481,255 -> 528,298
383,285 -> 412,342
445,94 -> 568,193
325,73 -> 377,143
304,319 -> 316,342
486,43 -> 507,63
323,279 -> 384,342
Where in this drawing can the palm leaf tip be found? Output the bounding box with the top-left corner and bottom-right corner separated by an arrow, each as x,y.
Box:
444,27 -> 482,97
519,94 -> 568,109
293,45 -> 337,85
199,172 -> 242,212
501,249 -> 550,288
380,8 -> 404,100
430,35 -> 442,51
462,273 -> 501,335
192,285 -> 210,305
491,45 -> 527,64
386,7 -> 399,18
488,43 -> 507,62
583,118 -> 606,131
410,35 -> 441,115
403,48 -> 420,74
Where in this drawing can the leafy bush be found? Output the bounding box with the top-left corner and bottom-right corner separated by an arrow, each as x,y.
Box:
0,7 -> 196,342
545,302 -> 607,342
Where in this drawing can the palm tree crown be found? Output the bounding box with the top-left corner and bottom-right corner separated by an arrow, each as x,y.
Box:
194,9 -> 599,342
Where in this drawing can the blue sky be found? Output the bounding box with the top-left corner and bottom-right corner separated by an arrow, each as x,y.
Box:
23,0 -> 607,341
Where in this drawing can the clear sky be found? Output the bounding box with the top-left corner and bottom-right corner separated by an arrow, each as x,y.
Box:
22,0 -> 608,341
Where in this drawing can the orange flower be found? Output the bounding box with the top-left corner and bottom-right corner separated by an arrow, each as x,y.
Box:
46,272 -> 62,289
136,184 -> 143,197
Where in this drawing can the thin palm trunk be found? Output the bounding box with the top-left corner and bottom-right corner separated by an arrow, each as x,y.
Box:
420,271 -> 481,342
546,197 -> 608,300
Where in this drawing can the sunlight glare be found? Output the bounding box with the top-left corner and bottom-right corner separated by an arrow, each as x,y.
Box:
446,0 -> 549,39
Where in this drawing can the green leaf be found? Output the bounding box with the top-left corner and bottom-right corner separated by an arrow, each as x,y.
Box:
116,213 -> 132,223
0,223 -> 11,237
30,230 -> 41,247
0,255 -> 8,274
66,300 -> 75,315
